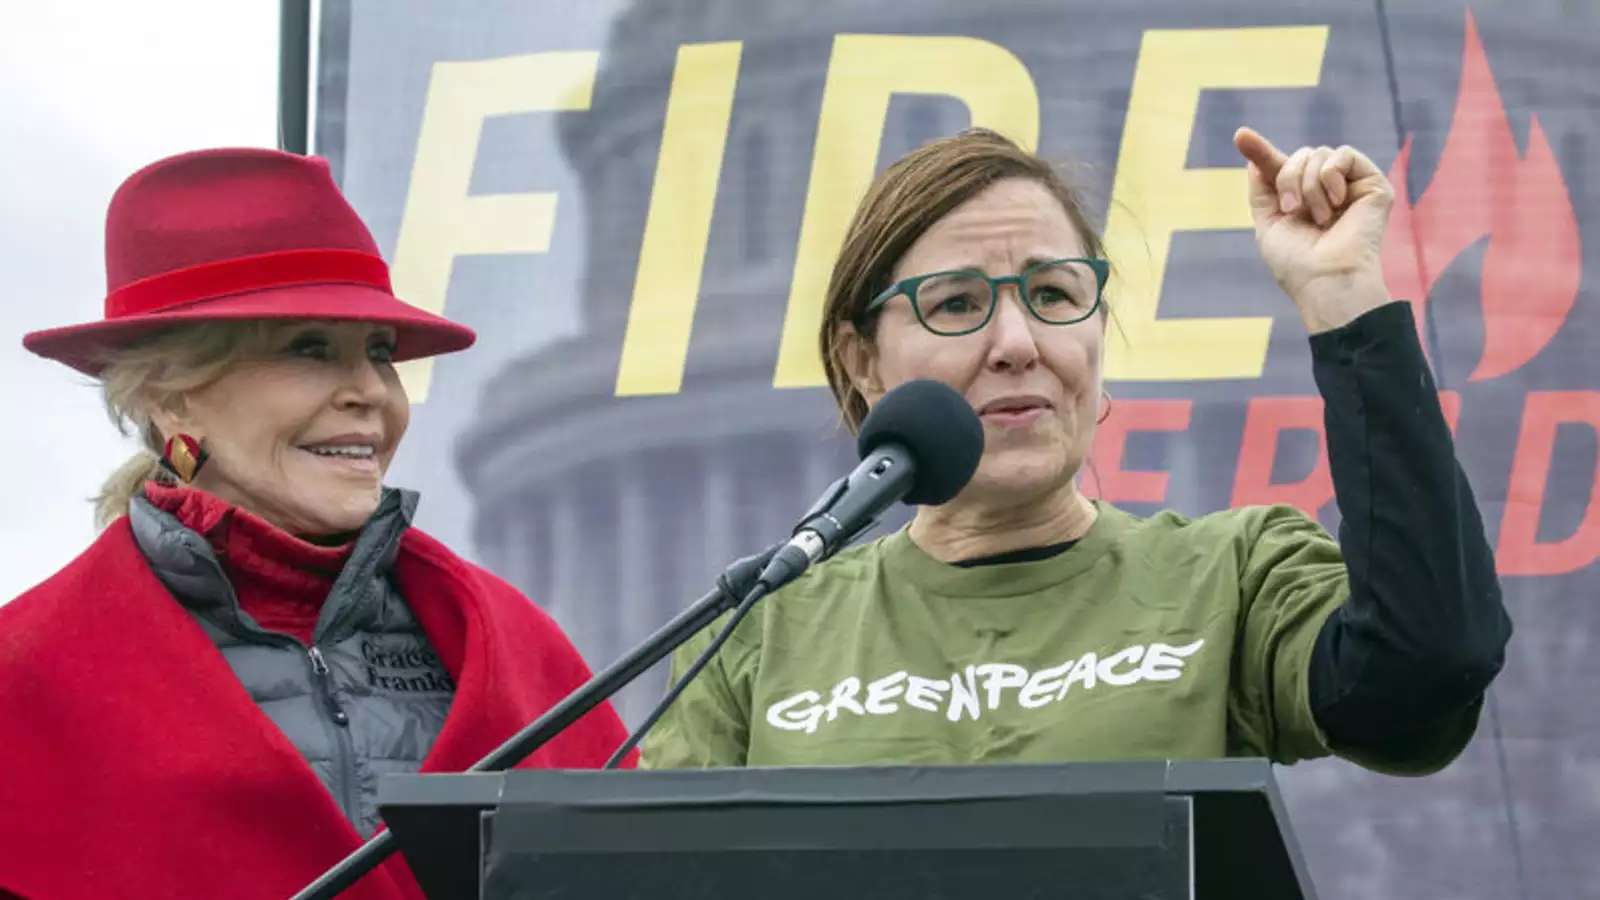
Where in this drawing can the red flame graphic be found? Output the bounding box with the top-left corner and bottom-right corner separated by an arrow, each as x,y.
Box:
1380,11 -> 1581,381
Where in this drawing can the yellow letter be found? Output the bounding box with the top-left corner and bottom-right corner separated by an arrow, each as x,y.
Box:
1102,27 -> 1327,381
391,51 -> 599,401
614,42 -> 743,396
771,35 -> 1039,389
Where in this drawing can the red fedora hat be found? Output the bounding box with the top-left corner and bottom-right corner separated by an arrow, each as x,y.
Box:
23,147 -> 475,375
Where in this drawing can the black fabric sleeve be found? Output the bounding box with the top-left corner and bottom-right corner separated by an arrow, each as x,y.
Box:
1307,301 -> 1512,751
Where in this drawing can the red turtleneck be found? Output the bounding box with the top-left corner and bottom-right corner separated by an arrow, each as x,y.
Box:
143,483 -> 354,646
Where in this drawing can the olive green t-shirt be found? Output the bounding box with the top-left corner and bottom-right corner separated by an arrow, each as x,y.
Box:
641,503 -> 1475,774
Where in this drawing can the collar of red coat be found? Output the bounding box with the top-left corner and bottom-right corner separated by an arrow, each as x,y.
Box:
0,514 -> 632,900
142,481 -> 355,576
142,482 -> 355,643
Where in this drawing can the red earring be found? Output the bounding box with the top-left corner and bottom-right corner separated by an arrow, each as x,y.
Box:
160,434 -> 209,484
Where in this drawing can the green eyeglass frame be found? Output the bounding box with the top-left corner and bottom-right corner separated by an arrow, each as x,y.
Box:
860,257 -> 1110,336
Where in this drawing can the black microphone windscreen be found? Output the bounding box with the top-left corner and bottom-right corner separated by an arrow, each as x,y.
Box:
856,379 -> 984,505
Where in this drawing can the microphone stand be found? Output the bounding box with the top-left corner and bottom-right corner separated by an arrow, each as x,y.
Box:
291,545 -> 778,900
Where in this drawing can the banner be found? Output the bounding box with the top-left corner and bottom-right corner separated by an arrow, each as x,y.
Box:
316,1 -> 1597,896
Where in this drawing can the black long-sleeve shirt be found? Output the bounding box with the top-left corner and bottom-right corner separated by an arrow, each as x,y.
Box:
1305,301 -> 1510,751
954,301 -> 1511,755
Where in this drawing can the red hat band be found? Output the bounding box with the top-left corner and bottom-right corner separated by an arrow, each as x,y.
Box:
105,249 -> 391,319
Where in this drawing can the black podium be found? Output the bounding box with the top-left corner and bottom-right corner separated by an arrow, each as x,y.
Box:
378,759 -> 1316,899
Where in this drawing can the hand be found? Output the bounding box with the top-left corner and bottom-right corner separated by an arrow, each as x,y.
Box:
1233,126 -> 1395,334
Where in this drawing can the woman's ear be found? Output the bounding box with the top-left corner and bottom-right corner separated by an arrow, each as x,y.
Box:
835,321 -> 884,405
145,394 -> 194,447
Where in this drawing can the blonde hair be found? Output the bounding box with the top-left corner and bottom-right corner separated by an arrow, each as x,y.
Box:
93,321 -> 277,528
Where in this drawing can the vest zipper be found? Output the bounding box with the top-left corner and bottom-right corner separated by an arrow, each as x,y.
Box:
306,643 -> 362,830
306,646 -> 351,727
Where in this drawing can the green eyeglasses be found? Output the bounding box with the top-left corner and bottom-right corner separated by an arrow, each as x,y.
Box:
861,257 -> 1109,336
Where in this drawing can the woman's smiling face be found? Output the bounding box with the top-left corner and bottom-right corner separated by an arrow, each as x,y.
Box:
151,320 -> 410,536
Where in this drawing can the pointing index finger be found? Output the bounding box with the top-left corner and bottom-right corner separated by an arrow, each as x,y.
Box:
1233,126 -> 1289,183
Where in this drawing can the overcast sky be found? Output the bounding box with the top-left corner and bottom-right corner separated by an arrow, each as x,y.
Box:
0,2 -> 279,604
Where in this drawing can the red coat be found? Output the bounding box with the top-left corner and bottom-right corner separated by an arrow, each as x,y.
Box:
0,518 -> 634,899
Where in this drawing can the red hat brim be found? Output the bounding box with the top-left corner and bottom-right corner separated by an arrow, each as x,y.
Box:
23,282 -> 477,377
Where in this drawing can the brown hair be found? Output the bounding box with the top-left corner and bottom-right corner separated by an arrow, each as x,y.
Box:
819,128 -> 1108,431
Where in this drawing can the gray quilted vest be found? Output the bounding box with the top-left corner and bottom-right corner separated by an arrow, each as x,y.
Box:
128,487 -> 454,837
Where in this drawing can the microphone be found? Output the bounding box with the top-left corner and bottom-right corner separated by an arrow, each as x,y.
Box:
591,380 -> 983,776
757,379 -> 984,591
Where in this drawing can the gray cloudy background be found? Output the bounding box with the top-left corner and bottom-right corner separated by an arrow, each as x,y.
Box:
0,1 -> 279,605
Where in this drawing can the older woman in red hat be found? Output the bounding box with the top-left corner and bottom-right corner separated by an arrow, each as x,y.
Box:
0,149 -> 631,900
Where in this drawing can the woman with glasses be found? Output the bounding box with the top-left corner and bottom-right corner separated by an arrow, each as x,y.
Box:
642,127 -> 1509,774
